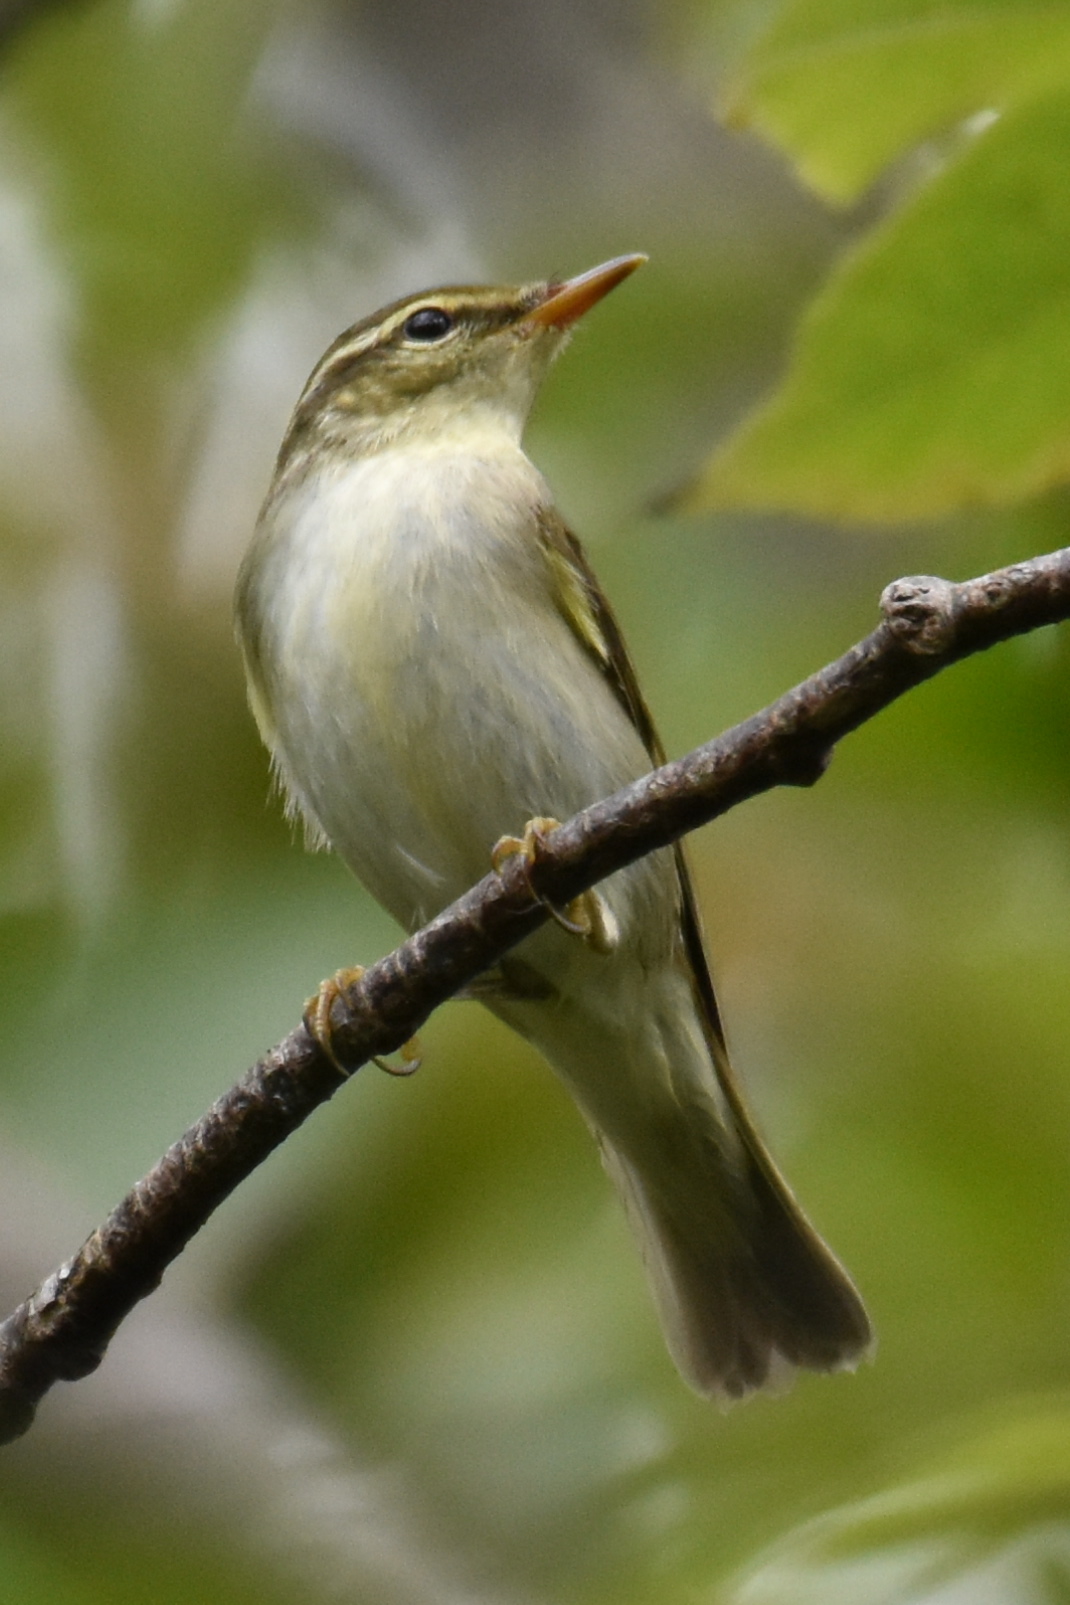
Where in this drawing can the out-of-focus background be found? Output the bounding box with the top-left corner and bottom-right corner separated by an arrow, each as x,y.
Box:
1,1 -> 1069,1601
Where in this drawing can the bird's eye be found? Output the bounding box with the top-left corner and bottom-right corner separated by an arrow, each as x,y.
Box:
402,307 -> 454,342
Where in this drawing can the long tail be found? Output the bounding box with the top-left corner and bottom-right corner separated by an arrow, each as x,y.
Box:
496,961 -> 872,1401
596,1103 -> 871,1399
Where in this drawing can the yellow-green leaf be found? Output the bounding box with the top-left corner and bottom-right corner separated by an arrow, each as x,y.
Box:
690,87 -> 1070,524
723,0 -> 1070,204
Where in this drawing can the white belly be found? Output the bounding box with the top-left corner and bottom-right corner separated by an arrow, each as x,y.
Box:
239,448 -> 673,965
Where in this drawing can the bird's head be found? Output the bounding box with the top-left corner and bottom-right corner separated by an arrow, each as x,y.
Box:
276,254 -> 646,470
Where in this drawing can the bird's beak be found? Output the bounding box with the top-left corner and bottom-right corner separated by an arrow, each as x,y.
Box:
522,254 -> 647,330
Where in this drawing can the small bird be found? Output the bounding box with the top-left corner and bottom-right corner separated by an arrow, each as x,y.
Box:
235,255 -> 871,1398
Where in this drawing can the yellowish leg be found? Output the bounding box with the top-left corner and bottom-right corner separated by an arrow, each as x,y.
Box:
492,816 -> 618,956
305,965 -> 422,1077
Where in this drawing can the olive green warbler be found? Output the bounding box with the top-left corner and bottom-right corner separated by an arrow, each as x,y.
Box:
235,255 -> 870,1398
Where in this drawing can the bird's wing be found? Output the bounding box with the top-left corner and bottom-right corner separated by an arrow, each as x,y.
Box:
533,506 -> 729,1050
535,512 -> 873,1386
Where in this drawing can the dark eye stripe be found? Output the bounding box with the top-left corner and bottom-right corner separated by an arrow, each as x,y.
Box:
402,307 -> 454,342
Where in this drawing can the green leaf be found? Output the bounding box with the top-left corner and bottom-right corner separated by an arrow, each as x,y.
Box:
723,0 -> 1070,204
690,87 -> 1070,523
727,1398 -> 1070,1605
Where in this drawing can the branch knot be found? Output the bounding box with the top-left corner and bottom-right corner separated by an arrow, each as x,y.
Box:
880,574 -> 958,655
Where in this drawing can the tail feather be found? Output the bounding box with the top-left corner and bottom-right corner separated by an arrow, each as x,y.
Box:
491,943 -> 871,1401
598,1118 -> 871,1399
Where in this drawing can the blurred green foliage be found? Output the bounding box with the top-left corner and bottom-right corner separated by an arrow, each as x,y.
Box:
0,0 -> 1067,1603
730,1400 -> 1070,1604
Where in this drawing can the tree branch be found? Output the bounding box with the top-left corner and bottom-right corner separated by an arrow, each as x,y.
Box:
1,546 -> 1067,1443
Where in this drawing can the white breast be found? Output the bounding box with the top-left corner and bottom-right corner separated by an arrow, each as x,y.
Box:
241,442 -> 667,949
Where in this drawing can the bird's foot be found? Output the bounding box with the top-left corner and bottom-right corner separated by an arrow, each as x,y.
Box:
305,965 -> 422,1077
492,815 -> 618,955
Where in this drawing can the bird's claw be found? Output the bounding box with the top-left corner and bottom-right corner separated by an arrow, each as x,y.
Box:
305,965 -> 422,1077
492,816 -> 618,955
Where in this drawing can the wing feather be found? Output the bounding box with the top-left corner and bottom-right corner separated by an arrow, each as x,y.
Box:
534,506 -> 728,1046
533,507 -> 872,1386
